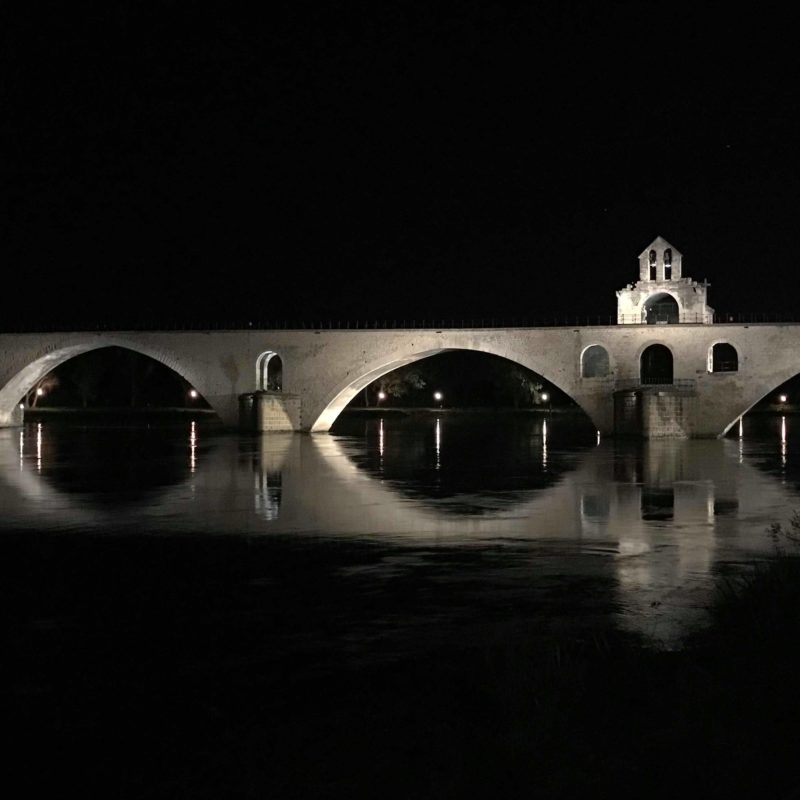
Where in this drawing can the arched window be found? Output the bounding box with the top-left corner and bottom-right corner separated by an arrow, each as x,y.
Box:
641,344 -> 673,384
649,249 -> 657,280
709,343 -> 738,373
581,345 -> 610,378
664,248 -> 672,280
256,351 -> 283,392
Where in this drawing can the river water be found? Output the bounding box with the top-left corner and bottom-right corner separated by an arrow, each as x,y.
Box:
1,411 -> 797,655
4,411 -> 800,796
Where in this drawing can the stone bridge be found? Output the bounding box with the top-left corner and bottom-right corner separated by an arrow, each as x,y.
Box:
1,321 -> 799,437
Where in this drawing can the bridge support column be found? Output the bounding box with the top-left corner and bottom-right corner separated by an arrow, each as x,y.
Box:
239,392 -> 301,432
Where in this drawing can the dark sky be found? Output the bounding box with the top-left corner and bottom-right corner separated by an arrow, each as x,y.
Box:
2,3 -> 798,328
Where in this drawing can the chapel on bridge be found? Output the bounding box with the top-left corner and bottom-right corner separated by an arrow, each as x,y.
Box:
616,236 -> 713,324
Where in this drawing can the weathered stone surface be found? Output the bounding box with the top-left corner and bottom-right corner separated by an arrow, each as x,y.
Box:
617,236 -> 714,324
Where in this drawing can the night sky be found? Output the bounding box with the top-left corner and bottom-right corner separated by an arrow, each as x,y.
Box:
3,3 -> 798,329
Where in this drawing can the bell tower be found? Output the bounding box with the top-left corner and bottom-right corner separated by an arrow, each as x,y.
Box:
617,236 -> 713,324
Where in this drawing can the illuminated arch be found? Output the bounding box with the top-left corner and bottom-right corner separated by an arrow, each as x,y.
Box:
720,369 -> 798,436
309,347 -> 596,432
0,340 -> 220,423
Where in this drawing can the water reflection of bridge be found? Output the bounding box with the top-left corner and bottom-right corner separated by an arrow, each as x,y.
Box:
0,425 -> 796,648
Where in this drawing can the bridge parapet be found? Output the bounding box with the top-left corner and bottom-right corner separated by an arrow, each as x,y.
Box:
617,313 -> 713,325
3,313 -> 800,333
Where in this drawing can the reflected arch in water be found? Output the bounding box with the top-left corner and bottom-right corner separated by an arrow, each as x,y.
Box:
329,414 -> 593,513
31,425 -> 201,504
0,422 -> 215,522
309,347 -> 595,431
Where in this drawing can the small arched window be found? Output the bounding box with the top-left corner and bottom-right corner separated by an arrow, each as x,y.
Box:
664,248 -> 672,280
649,249 -> 657,280
256,351 -> 283,392
581,345 -> 610,378
709,343 -> 738,373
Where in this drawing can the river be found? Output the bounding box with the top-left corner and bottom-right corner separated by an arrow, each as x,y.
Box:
2,411 -> 798,795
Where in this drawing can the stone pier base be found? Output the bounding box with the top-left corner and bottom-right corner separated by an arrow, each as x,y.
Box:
239,392 -> 301,431
614,388 -> 697,438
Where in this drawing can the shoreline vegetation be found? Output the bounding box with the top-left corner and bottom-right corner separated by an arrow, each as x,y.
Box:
21,406 -> 219,424
340,405 -> 583,415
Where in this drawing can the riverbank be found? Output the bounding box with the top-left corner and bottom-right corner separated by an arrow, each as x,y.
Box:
340,405 -> 583,416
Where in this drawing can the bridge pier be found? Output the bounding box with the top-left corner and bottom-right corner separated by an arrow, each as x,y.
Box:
614,387 -> 698,438
239,392 -> 302,432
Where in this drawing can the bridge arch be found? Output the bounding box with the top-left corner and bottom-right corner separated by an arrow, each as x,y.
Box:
0,338 -> 220,424
309,346 -> 596,432
720,367 -> 800,436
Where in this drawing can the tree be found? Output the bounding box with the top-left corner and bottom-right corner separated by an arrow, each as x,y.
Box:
495,364 -> 543,408
362,368 -> 427,407
378,370 -> 426,402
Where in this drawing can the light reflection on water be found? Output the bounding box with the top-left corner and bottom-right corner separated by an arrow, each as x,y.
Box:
2,412 -> 800,651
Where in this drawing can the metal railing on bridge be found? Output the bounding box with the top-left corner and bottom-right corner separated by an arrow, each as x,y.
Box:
2,312 -> 800,334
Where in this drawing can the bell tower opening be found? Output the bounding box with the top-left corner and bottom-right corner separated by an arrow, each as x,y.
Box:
643,293 -> 679,324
